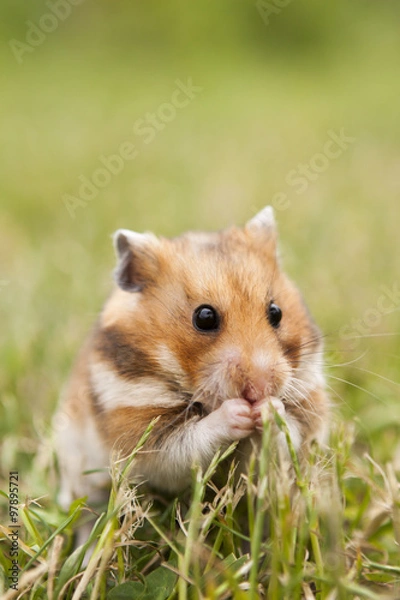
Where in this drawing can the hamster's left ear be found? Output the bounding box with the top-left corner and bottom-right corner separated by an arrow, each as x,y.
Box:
245,206 -> 278,252
113,229 -> 160,292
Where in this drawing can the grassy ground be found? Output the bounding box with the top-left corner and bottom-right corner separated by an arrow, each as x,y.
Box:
1,3 -> 400,598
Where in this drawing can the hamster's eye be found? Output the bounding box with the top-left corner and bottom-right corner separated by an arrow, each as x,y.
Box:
267,302 -> 282,328
193,305 -> 220,332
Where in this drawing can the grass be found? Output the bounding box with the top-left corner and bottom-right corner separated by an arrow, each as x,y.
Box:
1,2 -> 400,598
1,417 -> 399,598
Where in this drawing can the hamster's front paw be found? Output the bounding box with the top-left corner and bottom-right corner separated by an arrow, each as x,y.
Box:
218,397 -> 255,440
252,396 -> 286,432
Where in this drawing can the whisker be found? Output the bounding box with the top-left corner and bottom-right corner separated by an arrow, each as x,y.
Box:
287,376 -> 311,396
281,379 -> 322,421
324,351 -> 369,368
333,332 -> 400,340
284,382 -> 308,403
344,366 -> 400,388
283,337 -> 325,356
326,374 -> 390,407
324,381 -> 357,415
324,381 -> 350,408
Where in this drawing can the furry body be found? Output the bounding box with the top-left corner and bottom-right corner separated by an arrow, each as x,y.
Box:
55,206 -> 329,508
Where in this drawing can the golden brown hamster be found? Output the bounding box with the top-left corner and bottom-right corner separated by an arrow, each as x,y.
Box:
54,206 -> 329,508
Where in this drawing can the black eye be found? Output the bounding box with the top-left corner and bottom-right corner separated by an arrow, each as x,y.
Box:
193,305 -> 220,332
268,302 -> 282,328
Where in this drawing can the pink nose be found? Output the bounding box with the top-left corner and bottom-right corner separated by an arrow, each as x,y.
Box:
242,379 -> 268,404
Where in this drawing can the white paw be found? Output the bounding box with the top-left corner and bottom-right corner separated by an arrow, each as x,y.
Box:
218,398 -> 255,440
252,396 -> 286,432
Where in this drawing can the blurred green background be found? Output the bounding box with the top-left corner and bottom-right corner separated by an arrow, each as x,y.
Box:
0,0 -> 399,491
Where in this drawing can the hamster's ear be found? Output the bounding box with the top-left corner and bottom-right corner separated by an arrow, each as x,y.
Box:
245,206 -> 278,246
246,205 -> 276,234
245,206 -> 279,257
113,229 -> 160,292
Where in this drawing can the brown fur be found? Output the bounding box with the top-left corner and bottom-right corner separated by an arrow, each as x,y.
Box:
96,404 -> 202,455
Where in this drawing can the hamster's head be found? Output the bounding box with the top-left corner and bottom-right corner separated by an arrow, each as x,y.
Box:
100,206 -> 325,436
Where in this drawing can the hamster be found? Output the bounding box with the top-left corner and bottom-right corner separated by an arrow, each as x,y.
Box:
54,206 -> 329,510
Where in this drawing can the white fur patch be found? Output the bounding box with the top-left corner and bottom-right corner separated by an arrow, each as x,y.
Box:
252,349 -> 272,373
55,413 -> 110,509
155,344 -> 186,379
90,361 -> 181,411
101,288 -> 140,329
295,351 -> 325,391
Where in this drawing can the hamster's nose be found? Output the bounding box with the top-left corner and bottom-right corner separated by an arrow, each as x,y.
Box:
242,379 -> 268,404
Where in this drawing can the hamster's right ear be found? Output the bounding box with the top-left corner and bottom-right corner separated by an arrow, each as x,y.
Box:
113,229 -> 160,292
245,205 -> 276,236
245,205 -> 278,251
